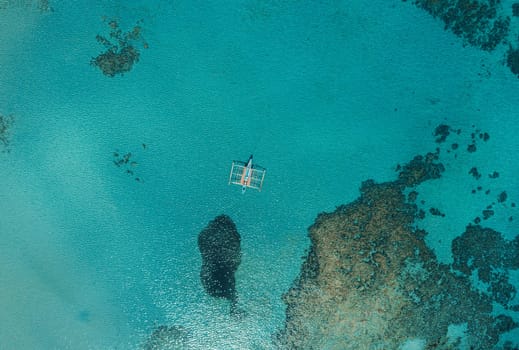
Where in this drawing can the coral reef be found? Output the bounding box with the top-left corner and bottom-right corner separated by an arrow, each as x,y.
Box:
0,113 -> 14,152
91,19 -> 148,77
276,146 -> 517,349
198,215 -> 242,314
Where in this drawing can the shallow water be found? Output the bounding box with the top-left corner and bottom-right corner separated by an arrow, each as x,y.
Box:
1,0 -> 518,349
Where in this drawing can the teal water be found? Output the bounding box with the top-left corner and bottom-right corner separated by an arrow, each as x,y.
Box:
1,0 -> 518,349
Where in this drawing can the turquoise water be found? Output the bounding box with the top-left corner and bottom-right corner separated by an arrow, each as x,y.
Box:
1,0 -> 518,349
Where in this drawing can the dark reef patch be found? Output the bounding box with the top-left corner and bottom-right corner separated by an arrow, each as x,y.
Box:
198,214 -> 241,314
433,124 -> 450,143
513,3 -> 519,16
452,225 -> 519,307
429,207 -> 445,217
469,166 -> 481,179
482,208 -> 495,219
498,190 -> 508,203
91,19 -> 148,77
404,0 -> 510,51
407,190 -> 419,202
506,44 -> 519,78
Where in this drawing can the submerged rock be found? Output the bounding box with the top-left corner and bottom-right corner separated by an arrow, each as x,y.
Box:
198,214 -> 241,313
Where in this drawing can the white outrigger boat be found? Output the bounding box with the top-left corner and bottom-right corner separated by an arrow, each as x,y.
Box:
228,155 -> 266,193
